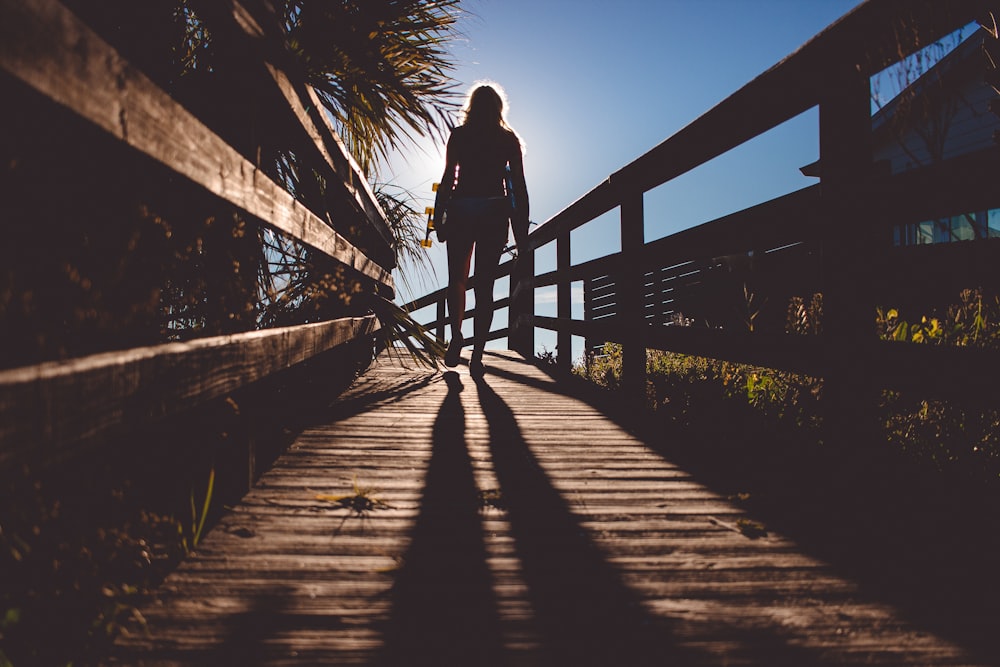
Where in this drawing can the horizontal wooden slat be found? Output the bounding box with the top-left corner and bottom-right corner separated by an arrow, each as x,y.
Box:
866,148 -> 1000,222
539,311 -> 1000,397
0,315 -> 380,468
402,257 -> 518,313
0,0 -> 393,289
640,186 -> 822,269
536,253 -> 621,288
863,339 -> 1000,397
529,179 -> 618,248
305,84 -> 397,253
402,289 -> 446,313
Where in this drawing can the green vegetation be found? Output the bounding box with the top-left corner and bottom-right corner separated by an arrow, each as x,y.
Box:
573,288 -> 1000,486
878,289 -> 1000,481
877,288 -> 1000,348
576,343 -> 822,432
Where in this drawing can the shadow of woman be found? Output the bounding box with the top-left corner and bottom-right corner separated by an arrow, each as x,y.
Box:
472,374 -> 704,666
378,371 -> 504,666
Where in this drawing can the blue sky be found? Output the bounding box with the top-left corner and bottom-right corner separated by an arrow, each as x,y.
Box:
386,0 -> 867,350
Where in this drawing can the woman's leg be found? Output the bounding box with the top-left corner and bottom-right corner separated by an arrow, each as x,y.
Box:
470,219 -> 509,366
445,234 -> 475,365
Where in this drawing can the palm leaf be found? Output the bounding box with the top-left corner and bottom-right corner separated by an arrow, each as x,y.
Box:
374,182 -> 437,296
370,294 -> 444,368
280,0 -> 462,178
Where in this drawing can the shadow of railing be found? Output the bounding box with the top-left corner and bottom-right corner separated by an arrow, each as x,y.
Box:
492,351 -> 1000,664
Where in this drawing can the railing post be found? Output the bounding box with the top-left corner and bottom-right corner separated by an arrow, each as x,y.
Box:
819,63 -> 877,449
435,297 -> 446,342
619,188 -> 646,404
583,276 -> 594,373
510,242 -> 534,358
557,229 -> 572,374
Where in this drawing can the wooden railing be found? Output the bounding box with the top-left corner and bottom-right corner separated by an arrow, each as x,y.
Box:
404,0 -> 1000,411
0,0 -> 394,469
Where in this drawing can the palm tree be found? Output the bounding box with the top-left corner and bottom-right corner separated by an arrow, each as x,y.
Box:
278,0 -> 462,179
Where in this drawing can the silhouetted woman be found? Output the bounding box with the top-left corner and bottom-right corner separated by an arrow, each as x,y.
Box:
434,83 -> 529,376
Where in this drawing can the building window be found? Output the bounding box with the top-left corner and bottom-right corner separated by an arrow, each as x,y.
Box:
893,208 -> 1000,246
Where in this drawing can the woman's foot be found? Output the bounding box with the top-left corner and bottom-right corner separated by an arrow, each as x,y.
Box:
444,334 -> 464,367
469,350 -> 485,378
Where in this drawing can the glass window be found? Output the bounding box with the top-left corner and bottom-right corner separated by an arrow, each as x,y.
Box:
917,220 -> 934,244
951,214 -> 975,241
989,209 -> 1000,239
933,218 -> 951,243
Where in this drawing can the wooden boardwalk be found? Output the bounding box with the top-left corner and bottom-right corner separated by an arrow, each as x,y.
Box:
114,351 -> 993,666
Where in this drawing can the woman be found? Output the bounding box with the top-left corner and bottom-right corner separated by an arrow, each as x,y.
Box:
434,83 -> 529,376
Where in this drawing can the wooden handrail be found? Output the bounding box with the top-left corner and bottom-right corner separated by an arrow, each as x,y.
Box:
0,316 -> 380,468
0,0 -> 393,289
205,0 -> 397,259
0,0 -> 399,465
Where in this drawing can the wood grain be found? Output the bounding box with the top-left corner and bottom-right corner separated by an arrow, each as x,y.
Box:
113,351 -> 995,665
0,0 -> 392,288
0,315 -> 379,468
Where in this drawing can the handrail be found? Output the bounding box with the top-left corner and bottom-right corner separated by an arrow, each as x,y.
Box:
0,316 -> 380,468
402,0 -> 1000,409
0,0 -> 397,465
0,0 -> 394,289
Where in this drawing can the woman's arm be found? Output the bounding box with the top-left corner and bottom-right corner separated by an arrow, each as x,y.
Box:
433,131 -> 459,235
508,137 -> 530,249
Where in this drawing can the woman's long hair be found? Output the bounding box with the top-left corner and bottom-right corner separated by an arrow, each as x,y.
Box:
461,83 -> 509,130
459,82 -> 524,153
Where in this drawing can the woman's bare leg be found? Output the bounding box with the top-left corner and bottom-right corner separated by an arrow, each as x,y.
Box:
445,235 -> 475,365
471,221 -> 509,367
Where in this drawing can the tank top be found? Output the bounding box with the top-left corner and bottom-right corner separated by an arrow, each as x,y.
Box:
449,124 -> 518,199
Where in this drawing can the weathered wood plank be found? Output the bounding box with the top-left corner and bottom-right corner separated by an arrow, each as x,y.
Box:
0,0 -> 393,288
0,315 -> 379,467
114,350 -> 994,666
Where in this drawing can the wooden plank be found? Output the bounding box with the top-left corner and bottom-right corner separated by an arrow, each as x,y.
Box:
216,0 -> 392,248
0,0 -> 393,289
261,59 -> 396,257
528,178 -> 618,248
115,350 -> 996,665
0,315 -> 379,467
303,83 -> 396,253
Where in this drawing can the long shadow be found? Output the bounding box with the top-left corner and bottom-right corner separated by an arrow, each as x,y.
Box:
377,372 -> 505,666
491,354 -> 1000,663
473,374 -> 839,666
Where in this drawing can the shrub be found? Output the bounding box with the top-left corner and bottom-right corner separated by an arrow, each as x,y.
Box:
573,289 -> 1000,485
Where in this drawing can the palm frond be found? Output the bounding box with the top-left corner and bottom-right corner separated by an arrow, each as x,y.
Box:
281,0 -> 463,178
370,294 -> 444,368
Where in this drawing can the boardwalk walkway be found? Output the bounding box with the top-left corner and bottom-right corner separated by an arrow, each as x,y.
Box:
115,351 -> 993,666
